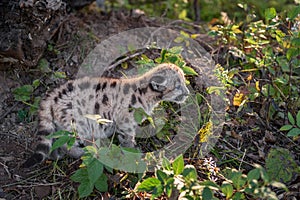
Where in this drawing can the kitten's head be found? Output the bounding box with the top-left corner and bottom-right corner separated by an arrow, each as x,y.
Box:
149,63 -> 190,103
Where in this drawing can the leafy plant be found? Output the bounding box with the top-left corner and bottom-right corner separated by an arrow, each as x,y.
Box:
220,166 -> 287,200
209,5 -> 300,121
45,130 -> 109,198
13,79 -> 40,102
265,148 -> 300,183
70,146 -> 108,198
49,130 -> 147,198
280,111 -> 300,137
136,46 -> 198,76
138,154 -> 287,199
155,46 -> 198,76
13,57 -> 67,120
137,155 -> 199,199
133,107 -> 154,126
46,130 -> 76,153
13,79 -> 41,119
48,129 -> 146,197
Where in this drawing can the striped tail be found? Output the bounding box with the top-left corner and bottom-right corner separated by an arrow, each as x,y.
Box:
22,139 -> 52,168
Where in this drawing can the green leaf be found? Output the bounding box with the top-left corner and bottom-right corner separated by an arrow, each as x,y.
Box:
182,165 -> 198,180
13,85 -> 34,102
206,86 -> 225,95
155,57 -> 162,64
87,159 -> 103,184
147,116 -> 155,128
266,148 -> 299,183
264,8 -> 276,21
165,178 -> 174,197
17,110 -> 28,122
202,187 -> 213,200
172,154 -> 184,175
160,49 -> 167,63
286,48 -> 300,60
53,71 -> 67,79
104,165 -> 113,174
287,128 -> 300,137
67,137 -> 76,150
94,174 -> 108,192
177,60 -> 186,68
78,180 -> 94,198
232,173 -> 245,189
200,180 -> 220,189
38,58 -> 51,73
156,169 -> 168,183
288,112 -> 295,125
81,152 -> 94,167
168,46 -> 183,54
137,178 -> 161,192
180,31 -> 190,38
291,38 -> 300,48
296,111 -> 300,128
182,66 -> 198,75
178,9 -> 187,20
224,169 -> 246,190
71,168 -> 88,182
50,135 -> 70,152
84,145 -> 98,155
232,192 -> 245,200
261,84 -> 275,97
276,56 -> 290,72
221,182 -> 233,199
288,6 -> 300,20
162,157 -> 171,170
259,166 -> 270,183
46,130 -> 72,139
29,97 -> 41,115
168,56 -> 178,63
196,92 -> 203,104
174,36 -> 184,43
133,108 -> 146,124
247,168 -> 260,182
280,125 -> 293,131
32,79 -> 40,88
152,184 -> 164,199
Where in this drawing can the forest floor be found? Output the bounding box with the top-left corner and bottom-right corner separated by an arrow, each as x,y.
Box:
0,1 -> 299,199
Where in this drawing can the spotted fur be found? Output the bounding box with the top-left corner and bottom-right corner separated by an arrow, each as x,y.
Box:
23,63 -> 189,167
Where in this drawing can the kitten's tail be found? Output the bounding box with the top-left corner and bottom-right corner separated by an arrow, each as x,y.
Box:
22,139 -> 52,168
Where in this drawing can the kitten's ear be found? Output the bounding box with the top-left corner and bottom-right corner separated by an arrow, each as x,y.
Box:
150,75 -> 167,92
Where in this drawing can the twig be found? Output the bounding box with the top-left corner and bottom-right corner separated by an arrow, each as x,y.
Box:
239,149 -> 247,171
0,161 -> 11,179
224,153 -> 257,167
168,19 -> 204,29
16,182 -> 62,188
106,50 -> 146,71
2,166 -> 55,188
221,138 -> 264,165
0,102 -> 19,121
